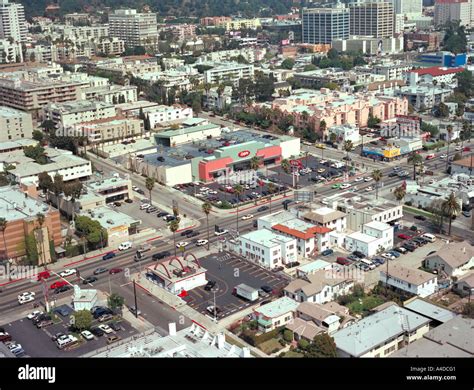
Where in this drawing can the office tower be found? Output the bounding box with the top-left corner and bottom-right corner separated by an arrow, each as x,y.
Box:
349,2 -> 395,38
302,4 -> 350,44
109,8 -> 158,47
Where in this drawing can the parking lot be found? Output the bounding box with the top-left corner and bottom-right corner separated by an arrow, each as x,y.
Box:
175,177 -> 289,208
181,252 -> 289,320
1,304 -> 138,357
117,197 -> 170,230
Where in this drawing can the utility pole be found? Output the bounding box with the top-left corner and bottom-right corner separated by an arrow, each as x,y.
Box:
213,289 -> 217,323
133,279 -> 139,318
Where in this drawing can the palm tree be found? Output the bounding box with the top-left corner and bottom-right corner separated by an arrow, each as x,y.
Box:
145,177 -> 155,206
202,202 -> 212,251
372,169 -> 383,200
393,186 -> 406,204
268,182 -> 275,212
233,184 -> 244,233
408,152 -> 423,181
36,213 -> 46,267
249,156 -> 261,193
343,140 -> 353,174
169,218 -> 180,257
0,217 -> 7,261
445,125 -> 453,173
281,159 -> 290,174
442,192 -> 460,236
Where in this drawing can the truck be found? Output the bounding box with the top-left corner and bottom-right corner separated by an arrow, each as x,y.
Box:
233,284 -> 259,302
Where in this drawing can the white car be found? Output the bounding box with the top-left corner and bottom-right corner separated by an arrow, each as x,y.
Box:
196,239 -> 208,247
365,186 -> 373,192
440,154 -> 447,159
81,330 -> 94,340
18,295 -> 35,305
98,324 -> 113,334
381,253 -> 395,260
59,269 -> 77,278
340,183 -> 351,189
176,241 -> 189,249
27,310 -> 43,320
118,241 -> 132,251
317,168 -> 325,173
214,229 -> 228,236
354,177 -> 363,182
364,177 -> 373,182
18,291 -> 36,300
319,159 -> 328,165
241,214 -> 254,220
139,203 -> 150,210
455,146 -> 462,151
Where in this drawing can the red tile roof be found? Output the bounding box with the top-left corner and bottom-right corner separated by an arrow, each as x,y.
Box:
272,224 -> 332,240
409,66 -> 464,77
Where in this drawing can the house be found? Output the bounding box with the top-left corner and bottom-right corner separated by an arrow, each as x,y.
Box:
295,259 -> 332,278
302,207 -> 347,232
254,297 -> 299,333
391,317 -> 474,358
284,269 -> 354,304
343,221 -> 394,257
453,272 -> 474,298
333,305 -> 431,357
379,264 -> 438,298
423,241 -> 474,277
295,302 -> 342,334
403,297 -> 456,327
285,318 -> 325,341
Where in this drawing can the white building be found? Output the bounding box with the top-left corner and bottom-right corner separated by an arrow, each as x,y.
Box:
391,0 -> 423,18
328,124 -> 361,145
373,62 -> 411,81
108,9 -> 158,47
406,66 -> 464,88
434,0 -> 473,27
146,105 -> 193,128
93,37 -> 126,56
0,38 -> 22,63
72,285 -> 98,311
81,84 -> 138,105
235,228 -> 297,269
0,106 -> 33,142
0,0 -> 27,42
344,221 -> 394,257
254,297 -> 299,333
204,62 -> 254,87
302,207 -> 347,232
380,264 -> 438,298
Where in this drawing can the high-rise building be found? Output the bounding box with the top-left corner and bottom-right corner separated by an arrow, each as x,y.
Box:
302,5 -> 350,44
391,0 -> 423,17
0,0 -> 26,42
108,8 -> 158,47
349,2 -> 394,38
434,0 -> 473,27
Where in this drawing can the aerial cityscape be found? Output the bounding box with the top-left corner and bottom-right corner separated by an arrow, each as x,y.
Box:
0,0 -> 472,381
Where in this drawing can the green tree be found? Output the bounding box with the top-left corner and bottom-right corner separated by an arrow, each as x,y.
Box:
268,182 -> 276,212
442,191 -> 461,236
202,202 -> 212,251
367,114 -> 381,129
436,102 -> 450,118
0,217 -> 7,261
32,130 -> 44,142
145,177 -> 155,206
233,184 -> 244,232
408,152 -> 423,180
169,218 -> 180,257
394,186 -> 406,204
283,329 -> 294,342
281,159 -> 290,174
25,232 -> 38,265
74,215 -> 108,250
305,334 -> 338,358
72,309 -> 93,331
280,58 -> 295,70
107,293 -> 125,312
372,169 -> 383,200
456,70 -> 474,98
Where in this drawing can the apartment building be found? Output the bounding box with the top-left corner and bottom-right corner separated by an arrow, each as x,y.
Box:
344,221 -> 394,257
41,101 -> 116,129
434,0 -> 473,27
145,105 -> 193,128
200,16 -> 232,26
372,62 -> 412,80
219,18 -> 261,31
0,0 -> 26,42
81,84 -> 138,105
108,9 -> 158,47
93,38 -> 126,56
235,228 -> 298,270
302,6 -> 350,44
0,38 -> 22,63
380,264 -> 438,298
76,116 -> 143,144
302,207 -> 347,232
349,2 -> 395,38
0,106 -> 33,141
203,62 -> 254,86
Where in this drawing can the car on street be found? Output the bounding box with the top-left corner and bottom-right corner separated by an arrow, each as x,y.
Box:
118,241 -> 132,251
93,267 -> 108,275
204,280 -> 216,291
440,154 -> 447,159
331,183 -> 342,189
241,214 -> 254,220
27,310 -> 43,320
81,330 -> 94,340
364,177 -> 372,182
50,280 -> 68,290
129,306 -> 141,316
353,177 -> 363,182
257,206 -> 269,212
181,229 -> 194,237
54,285 -> 71,294
340,183 -> 351,189
152,251 -> 171,260
365,186 -> 373,192
59,269 -> 76,278
196,239 -> 208,246
83,276 -> 98,285
18,293 -> 35,305
176,241 -> 189,249
102,252 -> 116,260
214,229 -> 228,236
206,306 -> 221,315
414,215 -> 427,221
109,268 -> 123,274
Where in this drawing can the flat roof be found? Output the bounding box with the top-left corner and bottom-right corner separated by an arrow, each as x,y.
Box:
403,298 -> 456,323
346,231 -> 378,244
83,206 -> 140,229
0,106 -> 31,118
0,186 -> 51,222
364,220 -> 392,231
256,297 -> 299,319
333,305 -> 430,357
155,123 -> 220,138
296,259 -> 332,274
86,176 -> 130,192
240,228 -> 295,248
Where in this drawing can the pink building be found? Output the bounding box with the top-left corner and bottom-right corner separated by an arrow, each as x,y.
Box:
264,89 -> 408,139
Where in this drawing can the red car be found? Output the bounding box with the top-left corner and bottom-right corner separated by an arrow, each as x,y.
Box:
464,147 -> 471,152
109,268 -> 123,275
37,270 -> 51,281
336,257 -> 351,266
398,233 -> 412,240
50,280 -> 68,290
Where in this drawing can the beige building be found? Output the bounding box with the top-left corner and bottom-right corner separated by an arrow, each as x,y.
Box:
349,2 -> 395,38
219,18 -> 261,31
108,8 -> 158,47
0,106 -> 33,141
76,116 -> 143,143
93,37 -> 125,56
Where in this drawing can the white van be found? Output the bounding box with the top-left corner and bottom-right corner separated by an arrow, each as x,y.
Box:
118,241 -> 132,251
421,233 -> 436,243
359,258 -> 376,270
56,335 -> 77,349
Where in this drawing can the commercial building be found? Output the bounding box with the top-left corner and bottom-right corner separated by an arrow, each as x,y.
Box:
219,18 -> 261,31
145,105 -> 193,128
434,0 -> 473,27
254,297 -> 299,333
200,16 -> 232,26
284,269 -> 354,304
0,0 -> 26,42
302,6 -> 350,44
75,116 -> 144,144
344,221 -> 394,257
423,241 -> 474,277
349,2 -> 395,38
0,186 -> 62,263
404,32 -> 442,52
380,264 -> 438,298
235,228 -> 297,270
108,9 -> 158,47
41,101 -> 117,129
146,257 -> 207,296
0,106 -> 33,142
81,84 -> 138,105
392,0 -> 423,17
332,36 -> 404,55
203,62 -> 254,87
417,51 -> 467,68
372,62 -> 411,81
333,305 -> 430,357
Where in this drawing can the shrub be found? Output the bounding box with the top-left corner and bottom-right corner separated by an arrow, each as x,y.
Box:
298,338 -> 309,350
283,329 -> 294,342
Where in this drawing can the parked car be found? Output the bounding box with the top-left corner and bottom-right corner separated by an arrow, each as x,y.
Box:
336,257 -> 351,266
102,252 -> 116,261
109,322 -> 122,332
321,249 -> 333,256
260,285 -> 273,294
393,247 -> 408,254
397,233 -> 412,240
90,327 -> 104,337
352,251 -> 366,259
83,276 -> 98,285
107,335 -> 121,344
59,269 -> 76,278
414,215 -> 427,221
204,280 -> 216,291
118,241 -> 132,251
93,267 -> 108,275
81,330 -> 94,341
27,310 -> 43,320
98,324 -> 113,334
388,251 -> 401,258
98,314 -> 113,322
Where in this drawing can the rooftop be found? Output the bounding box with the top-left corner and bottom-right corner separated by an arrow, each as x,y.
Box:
403,297 -> 456,324
303,207 -> 346,224
381,264 -> 436,286
425,240 -> 474,269
240,228 -> 295,248
255,297 -> 299,319
286,317 -> 324,340
0,186 -> 52,222
83,206 -> 140,230
364,220 -> 393,231
0,106 -> 31,118
409,66 -> 464,77
45,100 -> 114,114
296,259 -> 332,274
333,305 -> 430,357
346,231 -> 378,244
147,257 -> 206,283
